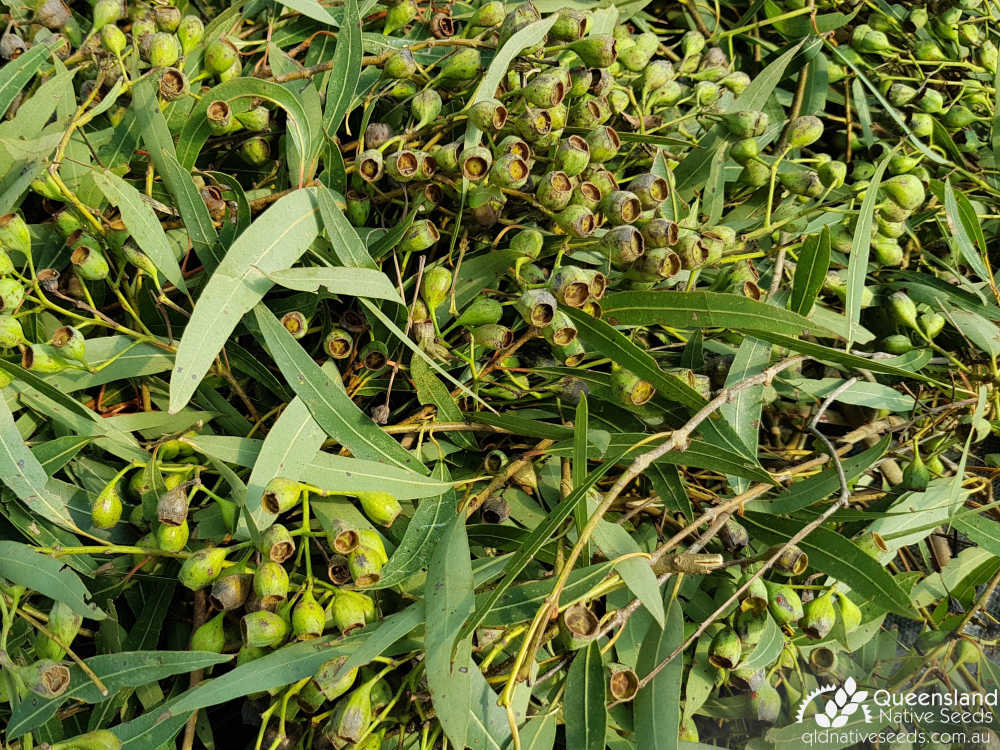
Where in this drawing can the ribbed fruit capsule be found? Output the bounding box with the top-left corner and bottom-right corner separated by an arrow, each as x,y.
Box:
178,547 -> 228,590
241,610 -> 289,648
263,477 -> 303,515
331,589 -> 374,634
191,612 -> 226,652
357,490 -> 402,527
515,288 -> 557,327
292,590 -> 326,639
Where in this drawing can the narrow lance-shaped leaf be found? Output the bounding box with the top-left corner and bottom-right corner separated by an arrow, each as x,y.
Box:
323,0 -> 361,135
565,642 -> 607,750
0,541 -> 105,620
790,226 -> 831,316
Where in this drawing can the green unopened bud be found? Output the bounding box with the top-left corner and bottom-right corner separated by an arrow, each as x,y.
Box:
902,441 -> 930,491
535,170 -> 573,210
91,480 -> 123,530
399,219 -> 440,256
23,344 -> 67,374
977,39 -> 998,73
610,367 -> 655,406
817,160 -> 847,189
516,288 -> 558,327
550,137 -> 589,179
837,593 -> 862,632
382,48 -> 416,80
34,601 -> 82,660
209,572 -> 251,610
889,291 -> 919,330
801,592 -> 836,639
944,104 -> 983,129
779,169 -> 824,198
239,137 -> 270,167
411,88 -> 442,130
721,70 -> 750,93
21,659 -> 71,697
882,174 -> 925,210
49,730 -> 122,750
241,610 -> 289,648
204,38 -> 238,75
881,334 -> 913,354
176,14 -> 203,54
0,214 -> 29,258
311,656 -> 358,706
786,115 -> 824,148
438,46 -> 481,85
234,105 -> 269,133
91,0 -> 123,32
472,324 -> 514,350
0,314 -> 23,347
556,205 -> 597,238
332,589 -> 374,634
681,29 -> 705,58
919,311 -> 945,339
99,23 -> 127,55
254,561 -> 290,609
872,235 -> 903,266
153,4 -> 181,31
263,477 -> 302,515
144,31 -> 179,67
291,590 -> 325,639
456,297 -> 504,328
569,35 -> 618,67
383,0 -> 417,34
640,59 -> 674,92
191,612 -> 225,653
0,250 -> 12,276
470,0 -> 505,27
420,266 -> 451,313
752,681 -> 782,723
708,627 -> 742,669
765,581 -> 803,624
585,125 -> 620,163
722,110 -> 769,138
179,547 -> 228,590
328,682 -> 373,744
156,520 -> 189,552
357,490 -> 402,527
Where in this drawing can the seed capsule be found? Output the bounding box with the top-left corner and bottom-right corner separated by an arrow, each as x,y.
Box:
752,681 -> 781,723
610,367 -> 655,406
258,524 -> 295,563
801,592 -> 836,639
556,205 -> 597,238
554,136 -> 591,177
241,610 -> 289,648
722,110 -> 769,138
601,190 -> 641,224
382,48 -> 416,80
472,324 -> 514,350
785,115 -> 824,148
22,660 -> 71,697
383,0 -> 417,34
191,612 -> 226,653
542,310 -> 578,347
357,490 -> 402,527
176,14 -> 203,54
558,602 -> 600,650
292,590 -> 326,639
22,344 -> 66,374
708,627 -> 742,670
332,589 -> 374,634
774,545 -> 808,576
601,225 -> 644,267
550,266 -> 592,307
210,572 -> 252,611
178,547 -> 228,590
569,35 -> 618,68
585,126 -> 620,163
156,521 -> 189,553
765,580 -> 803,624
348,545 -> 384,587
536,170 -> 574,210
515,288 -> 558,327
263,477 -> 303,515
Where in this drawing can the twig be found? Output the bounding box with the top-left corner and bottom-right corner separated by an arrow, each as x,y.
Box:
16,609 -> 109,696
626,378 -> 858,696
182,589 -> 208,750
462,439 -> 555,517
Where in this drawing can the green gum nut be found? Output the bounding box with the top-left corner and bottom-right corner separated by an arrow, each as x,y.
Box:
382,48 -> 415,79
513,107 -> 552,143
254,561 -> 290,609
385,150 -> 419,182
801,592 -> 836,639
677,234 -> 709,269
179,547 -> 228,590
210,572 -> 251,611
810,646 -> 838,674
570,181 -> 602,211
920,311 -> 945,339
550,9 -> 588,41
681,29 -> 705,58
779,170 -> 824,198
818,160 -> 847,189
438,47 -> 481,86
191,612 -> 226,653
154,5 -> 181,31
0,213 -> 30,257
884,331 -> 912,352
386,78 -> 418,101
722,110 -> 769,138
241,610 -> 289,648
456,296 -> 503,328
156,520 -> 189,552
943,105 -> 981,129
239,137 -> 270,166
0,278 -> 24,312
332,589 -> 374,634
610,367 -> 656,406
357,149 -> 384,182
258,523 -> 295,564
569,35 -> 618,68
357,490 -> 402,527
523,70 -> 567,108
468,99 -> 508,132
889,291 -> 919,329
91,480 -> 123,530
786,115 -> 824,149
916,88 -> 944,114
875,215 -> 905,239
490,153 -> 530,188
313,656 -> 358,702
19,659 -> 70,698
731,666 -> 764,691
568,97 -> 605,129
510,227 -> 544,259
356,529 -> 388,565
0,314 -> 23,347
23,344 -> 67,374
738,161 -> 770,187
328,683 -> 373,744
100,24 -> 126,55
906,6 -> 928,30
902,448 -> 930,491
34,601 -> 82,660
262,477 -> 302,515
838,593 -> 863,632
324,329 -> 353,359
550,265 -> 591,307
678,716 -> 699,742
420,266 -> 451,313
629,173 -> 668,210
91,0 -> 123,32
888,154 -> 920,175
50,325 -> 86,365
144,31 -> 179,67
976,39 -> 998,72
383,0 -> 417,35
472,324 -> 514,349
694,80 -> 720,107
741,577 -> 769,617
516,288 -> 558,327
752,681 -> 782,723
640,218 -> 679,249
601,190 -> 641,224
887,83 -> 917,107
470,0 -> 504,27
552,337 -> 586,365
720,70 -> 751,93
636,247 -> 681,278
555,135 -> 590,177
708,627 -> 742,670
914,39 -> 946,60
411,88 -> 442,130
556,204 -> 597,238
236,105 -> 270,132
765,580 -> 803,624
775,544 -> 808,576
558,602 -> 600,650
601,225 -> 644,268
177,14 -> 203,54
536,170 -> 574,210
206,100 -> 233,136
70,242 -> 110,281
292,590 -> 326,639
280,311 -> 310,340
542,310 -> 578,346
647,79 -> 685,107
0,250 -> 13,275
348,545 -> 385,586
204,38 -> 238,75
585,125 -> 620,163
883,173 -> 926,210
521,263 -> 550,285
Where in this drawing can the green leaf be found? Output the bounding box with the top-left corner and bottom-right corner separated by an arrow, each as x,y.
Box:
254,304 -> 426,473
0,541 -> 105,620
851,77 -> 875,147
411,355 -> 476,450
636,597 -> 683,750
375,463 -> 457,588
7,651 -> 230,739
945,306 -> 1000,358
185,435 -> 449,498
91,168 -> 189,296
425,514 -> 474,749
0,41 -> 53,120
0,400 -> 86,535
601,291 -> 832,337
169,188 -> 322,413
591,513 -> 664,627
779,377 -> 916,412
316,184 -> 379,270
573,394 -> 591,563
741,513 -> 918,617
323,0 -> 361,135
720,337 -> 770,486
262,266 -> 402,302
846,150 -> 887,349
276,0 -> 339,25
738,614 -> 784,671
953,513 -> 1000,559
506,713 -> 557,750
944,178 -> 993,287
564,307 -> 705,410
790,226 -> 831,316
565,642 -> 607,750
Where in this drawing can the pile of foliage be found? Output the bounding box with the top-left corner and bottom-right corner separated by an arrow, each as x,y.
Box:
1,0 -> 1000,746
